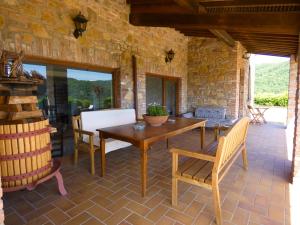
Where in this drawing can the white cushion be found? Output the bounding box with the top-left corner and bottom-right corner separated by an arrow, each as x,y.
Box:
93,137 -> 132,154
80,109 -> 136,153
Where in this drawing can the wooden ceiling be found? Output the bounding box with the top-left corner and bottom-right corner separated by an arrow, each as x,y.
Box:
127,0 -> 300,57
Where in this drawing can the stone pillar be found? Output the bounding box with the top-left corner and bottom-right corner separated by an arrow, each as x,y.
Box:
0,178 -> 4,225
291,34 -> 300,183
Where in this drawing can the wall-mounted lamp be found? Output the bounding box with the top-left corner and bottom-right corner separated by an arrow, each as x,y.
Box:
165,49 -> 175,63
73,12 -> 88,39
243,52 -> 251,60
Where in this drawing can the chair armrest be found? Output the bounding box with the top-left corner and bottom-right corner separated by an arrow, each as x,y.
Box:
73,128 -> 94,136
170,148 -> 215,162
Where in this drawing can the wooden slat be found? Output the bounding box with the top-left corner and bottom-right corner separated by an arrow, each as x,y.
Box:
34,121 -> 42,179
29,123 -> 38,182
17,123 -> 27,185
23,123 -> 33,184
177,158 -> 198,175
0,111 -> 7,119
4,125 -> 15,187
0,125 -> 8,187
9,110 -> 43,120
193,162 -> 213,182
181,159 -> 208,179
22,103 -> 38,111
10,124 -> 21,186
7,96 -> 38,104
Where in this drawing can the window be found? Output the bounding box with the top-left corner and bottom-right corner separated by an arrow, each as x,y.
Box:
23,63 -> 114,124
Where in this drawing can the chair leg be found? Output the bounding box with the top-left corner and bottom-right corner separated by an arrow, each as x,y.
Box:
242,145 -> 248,170
90,150 -> 95,175
212,182 -> 222,225
74,147 -> 78,165
172,177 -> 178,206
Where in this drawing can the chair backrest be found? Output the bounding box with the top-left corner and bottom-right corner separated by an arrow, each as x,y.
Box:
214,117 -> 250,173
81,109 -> 136,134
72,115 -> 82,142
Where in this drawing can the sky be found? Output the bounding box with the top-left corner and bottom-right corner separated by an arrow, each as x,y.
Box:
23,64 -> 112,81
250,54 -> 290,65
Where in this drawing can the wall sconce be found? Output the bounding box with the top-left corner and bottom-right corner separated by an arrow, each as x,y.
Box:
165,49 -> 175,63
243,52 -> 251,60
73,12 -> 88,39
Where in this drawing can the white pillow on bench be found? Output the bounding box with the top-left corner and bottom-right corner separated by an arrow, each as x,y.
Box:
81,109 -> 136,153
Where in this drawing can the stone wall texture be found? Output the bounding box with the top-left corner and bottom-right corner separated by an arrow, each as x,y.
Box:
291,36 -> 300,182
0,0 -> 189,117
187,37 -> 248,118
0,0 -> 252,221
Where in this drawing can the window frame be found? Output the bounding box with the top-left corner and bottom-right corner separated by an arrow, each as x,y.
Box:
24,55 -> 121,108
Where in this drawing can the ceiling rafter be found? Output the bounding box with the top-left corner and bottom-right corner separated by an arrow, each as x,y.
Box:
173,0 -> 236,47
127,0 -> 300,56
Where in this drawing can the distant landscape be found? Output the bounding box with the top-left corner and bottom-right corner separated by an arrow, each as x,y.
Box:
254,61 -> 289,107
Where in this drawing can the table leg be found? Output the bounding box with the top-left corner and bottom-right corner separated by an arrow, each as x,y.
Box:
200,127 -> 205,149
214,127 -> 219,141
140,142 -> 148,197
100,134 -> 106,177
166,138 -> 169,149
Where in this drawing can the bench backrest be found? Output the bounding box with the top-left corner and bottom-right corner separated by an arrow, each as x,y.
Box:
214,117 -> 250,173
80,109 -> 136,134
195,107 -> 226,119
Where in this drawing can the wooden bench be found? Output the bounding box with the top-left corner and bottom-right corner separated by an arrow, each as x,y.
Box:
170,117 -> 250,225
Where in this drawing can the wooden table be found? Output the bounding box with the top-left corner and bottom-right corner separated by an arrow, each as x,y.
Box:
97,117 -> 206,197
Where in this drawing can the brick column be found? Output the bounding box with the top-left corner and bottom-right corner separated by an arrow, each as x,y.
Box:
291,34 -> 300,183
0,178 -> 4,225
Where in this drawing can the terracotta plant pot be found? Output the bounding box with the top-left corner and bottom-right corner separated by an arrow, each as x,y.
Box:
143,115 -> 169,127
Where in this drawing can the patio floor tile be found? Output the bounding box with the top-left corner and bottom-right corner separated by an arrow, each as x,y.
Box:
2,124 -> 292,225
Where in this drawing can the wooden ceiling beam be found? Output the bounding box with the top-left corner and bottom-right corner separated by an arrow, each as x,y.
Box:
247,49 -> 294,55
234,38 -> 299,45
173,0 -> 199,13
173,0 -> 236,47
130,13 -> 300,35
199,0 -> 300,7
230,35 -> 299,41
209,29 -> 235,47
131,5 -> 190,14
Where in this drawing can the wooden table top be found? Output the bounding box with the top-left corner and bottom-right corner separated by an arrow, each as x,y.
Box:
97,117 -> 206,143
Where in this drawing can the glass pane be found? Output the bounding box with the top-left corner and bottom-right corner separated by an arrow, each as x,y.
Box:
67,69 -> 113,116
146,76 -> 163,107
23,64 -> 47,111
166,80 -> 177,116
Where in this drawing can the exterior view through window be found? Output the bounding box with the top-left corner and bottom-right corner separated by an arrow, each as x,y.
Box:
23,63 -> 113,124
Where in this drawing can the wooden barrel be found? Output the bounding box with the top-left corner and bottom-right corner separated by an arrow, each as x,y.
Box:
0,119 -> 52,190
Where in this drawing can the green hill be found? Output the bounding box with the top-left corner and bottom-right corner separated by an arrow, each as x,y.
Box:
255,61 -> 289,95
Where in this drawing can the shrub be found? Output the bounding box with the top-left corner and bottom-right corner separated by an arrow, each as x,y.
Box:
147,103 -> 168,116
254,93 -> 288,107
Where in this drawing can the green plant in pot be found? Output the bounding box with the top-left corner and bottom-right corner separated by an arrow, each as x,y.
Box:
143,103 -> 169,126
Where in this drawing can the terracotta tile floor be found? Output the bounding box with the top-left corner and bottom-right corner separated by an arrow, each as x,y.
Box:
3,124 -> 293,225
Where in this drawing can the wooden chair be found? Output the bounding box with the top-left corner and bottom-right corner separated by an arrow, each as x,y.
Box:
247,105 -> 268,124
72,115 -> 100,175
170,117 -> 250,225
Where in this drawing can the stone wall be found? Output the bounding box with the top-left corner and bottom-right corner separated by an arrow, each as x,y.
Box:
288,55 -> 298,125
0,0 -> 188,117
187,37 -> 248,118
291,35 -> 300,182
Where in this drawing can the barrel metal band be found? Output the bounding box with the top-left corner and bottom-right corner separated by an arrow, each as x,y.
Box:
0,144 -> 51,161
0,127 -> 51,140
1,163 -> 52,182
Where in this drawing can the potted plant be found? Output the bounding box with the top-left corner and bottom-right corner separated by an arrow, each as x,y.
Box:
143,103 -> 169,126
